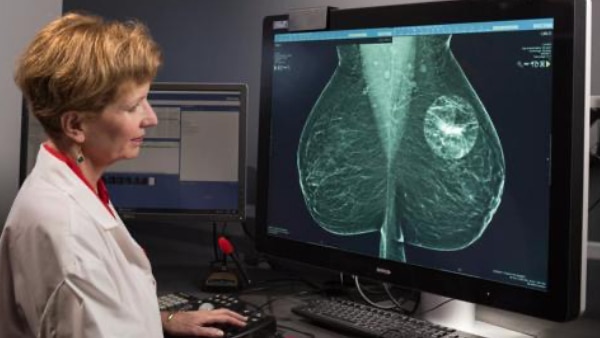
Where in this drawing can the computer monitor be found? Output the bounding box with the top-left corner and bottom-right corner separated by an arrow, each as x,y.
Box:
255,0 -> 589,332
20,82 -> 247,223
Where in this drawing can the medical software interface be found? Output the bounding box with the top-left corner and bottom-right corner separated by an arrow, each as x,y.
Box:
266,18 -> 554,290
104,88 -> 243,215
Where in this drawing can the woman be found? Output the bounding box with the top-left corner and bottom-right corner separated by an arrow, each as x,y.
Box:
0,12 -> 246,337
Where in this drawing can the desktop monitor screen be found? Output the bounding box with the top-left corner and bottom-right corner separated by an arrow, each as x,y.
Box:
256,0 -> 589,323
20,82 -> 247,222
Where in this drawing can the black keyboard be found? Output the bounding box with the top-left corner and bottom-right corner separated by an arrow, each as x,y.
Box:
160,292 -> 277,338
292,297 -> 485,338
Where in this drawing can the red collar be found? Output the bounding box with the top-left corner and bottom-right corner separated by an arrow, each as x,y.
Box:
43,143 -> 114,218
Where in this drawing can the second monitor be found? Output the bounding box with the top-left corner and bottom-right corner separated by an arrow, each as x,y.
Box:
21,82 -> 247,223
105,83 -> 247,222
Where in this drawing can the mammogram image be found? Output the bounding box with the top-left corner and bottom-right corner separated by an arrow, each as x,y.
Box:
297,35 -> 506,262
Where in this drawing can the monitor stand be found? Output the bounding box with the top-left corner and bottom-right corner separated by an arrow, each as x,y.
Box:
419,292 -> 533,338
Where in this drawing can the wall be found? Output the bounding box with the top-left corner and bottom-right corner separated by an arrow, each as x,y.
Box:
0,0 -> 62,225
592,0 -> 600,96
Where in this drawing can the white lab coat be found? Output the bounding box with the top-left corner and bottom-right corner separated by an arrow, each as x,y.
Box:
0,146 -> 163,337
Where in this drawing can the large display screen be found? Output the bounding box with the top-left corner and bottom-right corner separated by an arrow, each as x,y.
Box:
256,0 -> 589,321
268,18 -> 552,290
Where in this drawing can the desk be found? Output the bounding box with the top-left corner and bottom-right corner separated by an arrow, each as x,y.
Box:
153,264 -> 600,338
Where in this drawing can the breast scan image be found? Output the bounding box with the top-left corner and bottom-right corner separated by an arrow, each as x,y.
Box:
297,35 -> 506,262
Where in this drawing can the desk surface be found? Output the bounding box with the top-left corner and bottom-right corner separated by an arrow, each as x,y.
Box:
153,262 -> 600,338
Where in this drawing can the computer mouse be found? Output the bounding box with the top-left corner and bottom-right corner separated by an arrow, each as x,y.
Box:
198,302 -> 215,311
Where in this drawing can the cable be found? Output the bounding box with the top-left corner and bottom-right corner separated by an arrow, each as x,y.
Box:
589,195 -> 600,212
219,221 -> 228,236
241,220 -> 255,241
589,108 -> 600,211
415,298 -> 454,316
338,272 -> 345,286
407,290 -> 420,315
352,275 -> 396,310
382,283 -> 421,315
211,222 -> 219,261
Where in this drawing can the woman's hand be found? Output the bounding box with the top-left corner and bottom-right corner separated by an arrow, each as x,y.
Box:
161,309 -> 247,337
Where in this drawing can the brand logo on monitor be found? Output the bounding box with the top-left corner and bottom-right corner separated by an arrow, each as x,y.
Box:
273,20 -> 288,30
376,267 -> 391,275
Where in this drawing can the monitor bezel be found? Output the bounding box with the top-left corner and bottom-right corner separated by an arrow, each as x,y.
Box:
19,82 -> 248,223
255,0 -> 588,321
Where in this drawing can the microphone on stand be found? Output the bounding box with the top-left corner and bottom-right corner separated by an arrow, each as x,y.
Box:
218,236 -> 252,288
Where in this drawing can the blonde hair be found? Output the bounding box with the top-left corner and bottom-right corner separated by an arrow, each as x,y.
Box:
14,12 -> 162,138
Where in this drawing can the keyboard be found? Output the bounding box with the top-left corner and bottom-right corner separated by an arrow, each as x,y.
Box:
292,297 -> 485,338
159,292 -> 277,338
